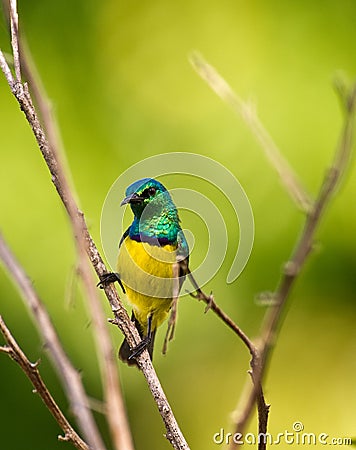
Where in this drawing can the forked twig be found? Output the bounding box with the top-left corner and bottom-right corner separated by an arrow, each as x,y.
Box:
0,233 -> 106,450
191,52 -> 356,449
0,316 -> 89,450
230,83 -> 356,447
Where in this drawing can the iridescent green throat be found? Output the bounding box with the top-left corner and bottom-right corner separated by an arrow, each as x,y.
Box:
129,195 -> 182,245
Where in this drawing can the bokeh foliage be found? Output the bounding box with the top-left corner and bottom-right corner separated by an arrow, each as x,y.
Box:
0,1 -> 355,449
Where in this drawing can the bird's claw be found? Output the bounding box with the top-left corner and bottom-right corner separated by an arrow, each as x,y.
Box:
128,336 -> 151,360
97,272 -> 126,293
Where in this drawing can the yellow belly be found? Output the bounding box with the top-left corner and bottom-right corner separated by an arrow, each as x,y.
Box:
117,237 -> 177,332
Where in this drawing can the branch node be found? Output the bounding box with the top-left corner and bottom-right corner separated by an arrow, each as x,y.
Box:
283,261 -> 300,277
160,404 -> 171,416
0,345 -> 11,354
203,292 -> 214,313
108,318 -> 119,325
30,359 -> 40,369
58,434 -> 70,442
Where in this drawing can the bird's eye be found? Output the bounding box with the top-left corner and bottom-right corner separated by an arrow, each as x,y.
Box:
148,187 -> 156,196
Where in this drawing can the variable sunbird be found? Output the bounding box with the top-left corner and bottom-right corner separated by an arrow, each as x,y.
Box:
99,178 -> 190,365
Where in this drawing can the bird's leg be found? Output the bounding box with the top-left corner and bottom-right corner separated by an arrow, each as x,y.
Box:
128,314 -> 153,361
96,272 -> 126,294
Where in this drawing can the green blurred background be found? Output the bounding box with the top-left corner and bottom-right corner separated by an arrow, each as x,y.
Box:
0,0 -> 355,449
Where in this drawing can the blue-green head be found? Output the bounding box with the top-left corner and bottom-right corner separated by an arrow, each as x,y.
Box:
121,178 -> 184,245
121,178 -> 175,217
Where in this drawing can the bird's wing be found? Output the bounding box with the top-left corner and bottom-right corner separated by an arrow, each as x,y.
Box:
119,226 -> 130,248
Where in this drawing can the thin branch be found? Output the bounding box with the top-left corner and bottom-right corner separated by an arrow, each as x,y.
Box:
2,3 -> 134,449
230,82 -> 356,446
0,49 -> 14,85
187,271 -> 270,450
9,0 -> 20,82
0,4 -> 189,449
0,233 -> 106,450
188,271 -> 257,358
191,52 -> 356,448
190,52 -> 313,214
0,316 -> 89,450
2,2 -> 131,449
261,81 -> 356,372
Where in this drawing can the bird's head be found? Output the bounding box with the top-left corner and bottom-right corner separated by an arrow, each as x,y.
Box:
121,178 -> 175,218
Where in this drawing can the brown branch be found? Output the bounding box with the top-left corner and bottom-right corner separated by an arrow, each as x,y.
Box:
0,46 -> 14,85
188,272 -> 256,357
9,0 -> 20,82
190,52 -> 313,214
0,316 -> 89,450
17,43 -> 133,450
187,272 -> 270,450
3,2 -> 142,449
0,233 -> 106,450
0,3 -> 189,449
230,82 -> 356,447
191,52 -> 356,448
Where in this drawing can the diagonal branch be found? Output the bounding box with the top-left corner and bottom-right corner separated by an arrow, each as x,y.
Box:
0,47 -> 14,86
230,82 -> 356,447
9,0 -> 21,82
187,271 -> 257,358
190,52 -> 313,214
190,52 -> 356,448
0,233 -> 106,450
187,271 -> 270,450
2,2 -> 129,446
19,44 -> 133,450
0,3 -> 189,449
259,81 -> 356,382
0,316 -> 89,450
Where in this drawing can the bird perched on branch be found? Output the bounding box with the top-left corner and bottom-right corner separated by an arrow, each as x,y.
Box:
99,178 -> 189,366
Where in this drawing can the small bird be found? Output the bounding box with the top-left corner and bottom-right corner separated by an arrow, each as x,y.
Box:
99,178 -> 189,365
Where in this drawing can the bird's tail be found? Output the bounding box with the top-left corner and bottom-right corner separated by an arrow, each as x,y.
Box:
119,312 -> 156,366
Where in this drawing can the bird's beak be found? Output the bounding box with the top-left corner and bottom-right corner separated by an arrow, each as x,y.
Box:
120,193 -> 143,206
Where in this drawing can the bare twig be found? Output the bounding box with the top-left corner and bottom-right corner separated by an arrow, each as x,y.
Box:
190,52 -> 313,213
0,3 -> 189,449
261,81 -> 356,377
191,52 -> 356,448
2,4 -> 126,447
0,316 -> 89,450
188,271 -> 257,358
0,48 -> 14,85
230,83 -> 356,446
9,0 -> 20,82
3,2 -> 134,449
0,233 -> 106,450
187,271 -> 270,450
